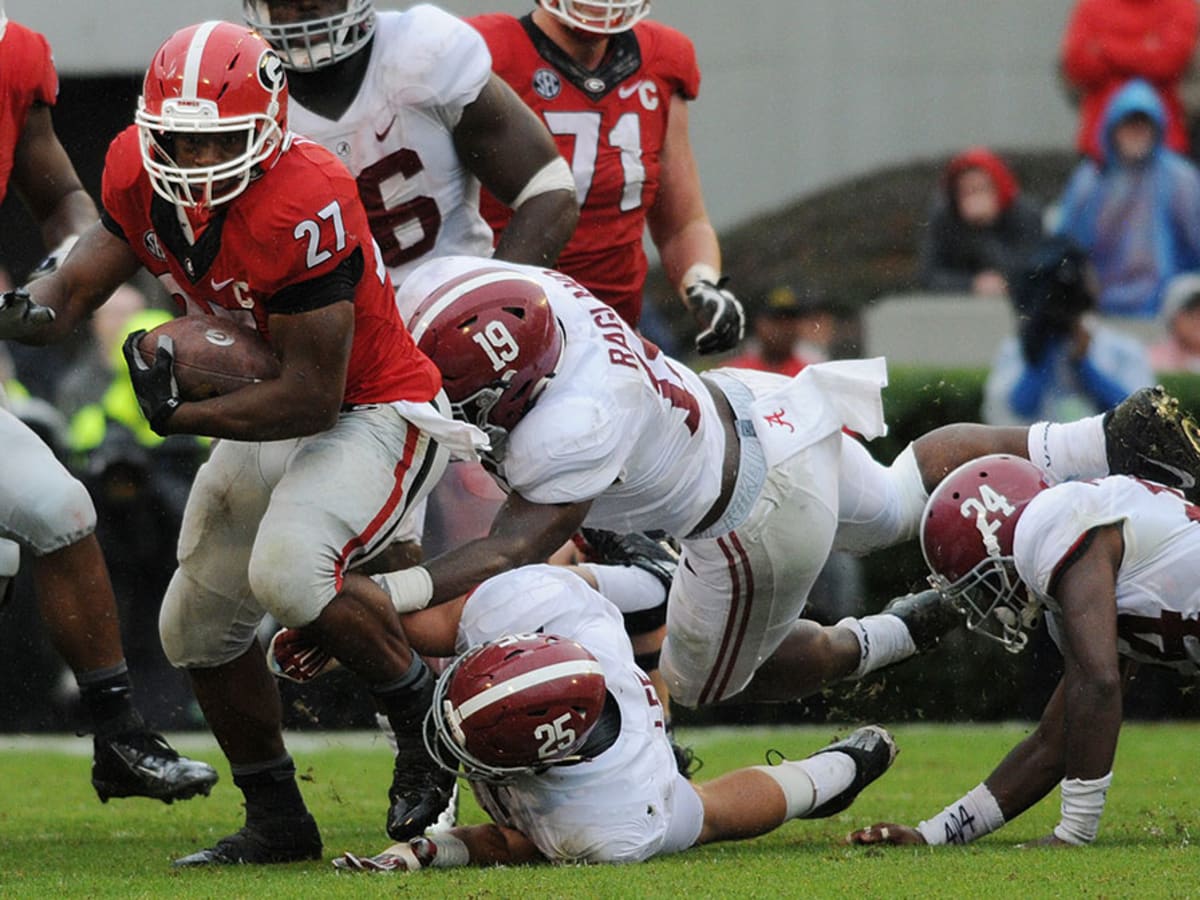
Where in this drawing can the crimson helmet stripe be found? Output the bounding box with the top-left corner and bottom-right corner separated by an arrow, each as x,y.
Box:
455,658 -> 605,721
181,21 -> 223,100
409,269 -> 544,345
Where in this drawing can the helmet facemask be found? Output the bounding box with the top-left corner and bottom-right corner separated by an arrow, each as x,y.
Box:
136,111 -> 282,211
244,0 -> 376,71
538,0 -> 651,35
929,556 -> 1040,653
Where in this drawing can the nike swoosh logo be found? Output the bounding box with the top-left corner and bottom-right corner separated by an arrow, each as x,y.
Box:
618,80 -> 644,99
375,115 -> 397,142
1136,454 -> 1197,489
211,277 -> 235,291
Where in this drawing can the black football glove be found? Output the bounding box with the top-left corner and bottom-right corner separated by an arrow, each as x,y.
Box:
578,528 -> 680,594
0,287 -> 55,340
686,277 -> 745,355
122,329 -> 181,435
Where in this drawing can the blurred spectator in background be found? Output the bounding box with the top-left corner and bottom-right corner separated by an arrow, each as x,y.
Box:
918,147 -> 1044,297
1056,78 -> 1200,318
723,283 -> 833,376
1148,271 -> 1200,372
1059,0 -> 1198,161
55,281 -> 148,418
983,236 -> 1154,426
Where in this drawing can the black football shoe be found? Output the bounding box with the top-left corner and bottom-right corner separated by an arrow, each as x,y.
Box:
92,729 -> 218,804
173,814 -> 323,867
1104,385 -> 1200,501
802,725 -> 898,819
882,588 -> 961,653
386,743 -> 457,841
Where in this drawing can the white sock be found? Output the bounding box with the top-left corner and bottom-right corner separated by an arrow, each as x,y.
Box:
753,752 -> 856,820
838,614 -> 917,679
1027,415 -> 1108,484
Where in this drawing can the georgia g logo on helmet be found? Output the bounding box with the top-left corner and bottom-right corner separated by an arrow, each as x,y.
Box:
258,47 -> 285,95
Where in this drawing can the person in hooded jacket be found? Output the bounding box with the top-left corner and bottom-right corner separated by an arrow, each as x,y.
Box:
1056,78 -> 1200,318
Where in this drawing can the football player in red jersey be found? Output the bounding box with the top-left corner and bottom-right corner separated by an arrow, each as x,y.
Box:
471,0 -> 744,353
0,13 -> 219,806
0,21 -> 486,865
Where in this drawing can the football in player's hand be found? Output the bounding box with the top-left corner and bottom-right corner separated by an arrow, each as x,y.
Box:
136,316 -> 280,400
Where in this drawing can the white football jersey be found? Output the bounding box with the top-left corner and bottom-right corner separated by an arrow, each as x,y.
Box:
457,565 -> 680,863
397,256 -> 726,536
288,6 -> 496,289
1014,476 -> 1200,674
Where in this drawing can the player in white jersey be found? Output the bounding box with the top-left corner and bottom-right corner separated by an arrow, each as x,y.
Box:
243,1 -> 578,286
270,258 -> 1200,713
331,562 -> 898,871
849,455 -> 1200,848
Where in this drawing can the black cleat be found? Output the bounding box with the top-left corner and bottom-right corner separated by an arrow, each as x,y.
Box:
386,746 -> 457,841
802,725 -> 898,819
1104,386 -> 1200,501
173,814 -> 323,867
92,730 -> 218,804
883,588 -> 961,653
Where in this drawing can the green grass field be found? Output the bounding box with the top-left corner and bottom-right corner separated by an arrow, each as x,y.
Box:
0,723 -> 1194,898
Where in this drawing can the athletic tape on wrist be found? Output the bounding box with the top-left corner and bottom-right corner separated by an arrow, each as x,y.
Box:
375,566 -> 434,614
916,783 -> 1005,845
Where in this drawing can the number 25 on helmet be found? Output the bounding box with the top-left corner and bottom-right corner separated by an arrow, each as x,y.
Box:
920,454 -> 1047,652
424,633 -> 608,782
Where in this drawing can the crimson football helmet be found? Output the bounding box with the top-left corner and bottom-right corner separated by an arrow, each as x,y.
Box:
921,454 -> 1048,653
538,0 -> 651,35
243,0 -> 375,71
407,268 -> 564,459
136,22 -> 288,212
424,633 -> 608,782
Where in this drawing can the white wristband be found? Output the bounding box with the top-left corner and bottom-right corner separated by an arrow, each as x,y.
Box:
374,566 -> 434,614
511,156 -> 575,209
681,262 -> 720,294
916,783 -> 1006,845
1053,772 -> 1112,845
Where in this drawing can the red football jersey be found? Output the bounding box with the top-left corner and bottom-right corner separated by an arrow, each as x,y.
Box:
471,14 -> 700,326
0,21 -> 58,205
101,127 -> 440,406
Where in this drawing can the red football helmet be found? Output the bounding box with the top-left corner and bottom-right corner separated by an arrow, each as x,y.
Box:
921,454 -> 1048,652
243,0 -> 375,71
424,633 -> 608,782
136,21 -> 288,212
407,268 -> 564,458
538,0 -> 651,35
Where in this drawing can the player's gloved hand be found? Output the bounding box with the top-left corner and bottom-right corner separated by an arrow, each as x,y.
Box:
122,330 -> 181,435
332,838 -> 433,873
686,277 -> 745,355
26,235 -> 79,282
578,528 -> 680,592
267,626 -> 341,683
0,287 -> 55,340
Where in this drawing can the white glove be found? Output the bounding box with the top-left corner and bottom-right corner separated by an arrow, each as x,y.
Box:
333,840 -> 426,872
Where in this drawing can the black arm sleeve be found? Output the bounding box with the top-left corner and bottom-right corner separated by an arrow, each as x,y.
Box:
265,245 -> 364,315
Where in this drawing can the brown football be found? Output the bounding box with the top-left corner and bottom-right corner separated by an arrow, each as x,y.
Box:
136,316 -> 280,400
